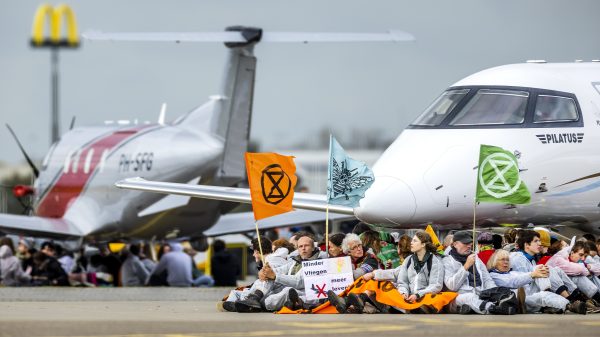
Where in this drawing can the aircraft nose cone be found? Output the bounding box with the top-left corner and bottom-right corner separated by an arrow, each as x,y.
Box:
355,176 -> 416,225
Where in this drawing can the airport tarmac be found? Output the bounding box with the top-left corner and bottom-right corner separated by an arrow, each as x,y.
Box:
0,288 -> 599,337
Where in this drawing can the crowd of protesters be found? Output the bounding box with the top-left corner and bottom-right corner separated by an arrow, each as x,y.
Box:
217,225 -> 600,315
0,237 -> 229,287
3,225 -> 600,316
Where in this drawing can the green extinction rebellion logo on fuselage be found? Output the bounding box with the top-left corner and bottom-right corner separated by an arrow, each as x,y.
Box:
536,133 -> 583,144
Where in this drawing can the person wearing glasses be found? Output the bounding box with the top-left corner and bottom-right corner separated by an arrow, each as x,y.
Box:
488,249 -> 586,314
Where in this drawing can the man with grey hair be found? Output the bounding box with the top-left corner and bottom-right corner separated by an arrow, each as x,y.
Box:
234,233 -> 326,312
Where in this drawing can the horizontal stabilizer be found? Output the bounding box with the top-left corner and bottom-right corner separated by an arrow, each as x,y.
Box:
0,213 -> 82,239
115,177 -> 354,215
83,30 -> 415,43
204,210 -> 353,237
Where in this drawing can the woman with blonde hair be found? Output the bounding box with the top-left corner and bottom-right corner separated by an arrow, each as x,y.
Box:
487,249 -> 586,314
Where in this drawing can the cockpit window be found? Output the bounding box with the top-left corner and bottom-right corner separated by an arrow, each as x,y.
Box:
533,95 -> 578,123
449,89 -> 528,126
411,89 -> 469,126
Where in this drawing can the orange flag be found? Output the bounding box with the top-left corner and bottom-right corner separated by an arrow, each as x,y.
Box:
245,152 -> 297,221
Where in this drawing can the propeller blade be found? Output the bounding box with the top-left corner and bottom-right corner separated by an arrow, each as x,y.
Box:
5,124 -> 40,178
69,116 -> 76,130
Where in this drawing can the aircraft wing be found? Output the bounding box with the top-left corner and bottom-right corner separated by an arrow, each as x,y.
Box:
204,210 -> 354,237
115,177 -> 354,214
0,213 -> 82,239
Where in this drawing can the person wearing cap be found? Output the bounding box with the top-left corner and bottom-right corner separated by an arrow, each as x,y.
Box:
476,232 -> 495,266
535,229 -> 553,265
510,230 -> 588,305
487,249 -> 586,314
443,230 -> 512,314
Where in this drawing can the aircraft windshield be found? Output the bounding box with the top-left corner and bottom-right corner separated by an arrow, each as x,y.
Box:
449,89 -> 528,126
411,89 -> 469,126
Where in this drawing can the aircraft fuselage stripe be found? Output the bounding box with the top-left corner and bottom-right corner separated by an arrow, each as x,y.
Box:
36,125 -> 154,218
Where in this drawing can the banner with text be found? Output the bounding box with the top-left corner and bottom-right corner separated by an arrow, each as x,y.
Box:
302,256 -> 353,301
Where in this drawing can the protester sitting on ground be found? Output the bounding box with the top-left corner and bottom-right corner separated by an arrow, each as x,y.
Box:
363,230 -> 400,269
184,246 -> 214,287
534,229 -> 553,265
0,236 -> 15,255
352,231 -> 446,314
443,230 -> 513,315
16,238 -> 35,272
157,243 -> 171,261
55,244 -> 75,274
30,251 -> 69,286
288,231 -> 312,257
0,244 -> 31,286
503,228 -> 518,252
492,234 -> 504,250
222,236 -> 273,308
510,230 -> 587,305
210,240 -> 239,287
487,249 -> 586,314
120,243 -> 152,286
359,231 -> 386,269
443,234 -> 453,255
547,241 -> 600,304
231,233 -> 326,313
397,234 -> 412,264
341,234 -> 379,280
477,232 -> 495,265
583,241 -> 600,290
149,242 -> 193,287
328,233 -> 346,257
271,238 -> 294,266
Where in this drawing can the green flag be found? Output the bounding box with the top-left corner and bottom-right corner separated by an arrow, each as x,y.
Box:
476,144 -> 530,204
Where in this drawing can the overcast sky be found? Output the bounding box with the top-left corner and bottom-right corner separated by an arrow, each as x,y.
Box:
1,0 -> 599,165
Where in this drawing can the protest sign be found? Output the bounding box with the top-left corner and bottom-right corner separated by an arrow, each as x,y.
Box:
302,256 -> 353,301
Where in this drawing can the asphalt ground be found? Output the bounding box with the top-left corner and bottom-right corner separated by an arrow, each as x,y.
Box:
0,288 -> 598,337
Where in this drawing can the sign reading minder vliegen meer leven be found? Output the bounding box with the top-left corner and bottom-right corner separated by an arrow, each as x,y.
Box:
302,256 -> 353,301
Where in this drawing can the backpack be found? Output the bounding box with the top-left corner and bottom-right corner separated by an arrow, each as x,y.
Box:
478,286 -> 518,310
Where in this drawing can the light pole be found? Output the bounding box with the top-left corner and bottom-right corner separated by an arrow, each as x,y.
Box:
30,4 -> 80,144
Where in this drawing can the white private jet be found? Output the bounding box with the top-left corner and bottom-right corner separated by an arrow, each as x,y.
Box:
0,27 -> 413,242
118,61 -> 600,236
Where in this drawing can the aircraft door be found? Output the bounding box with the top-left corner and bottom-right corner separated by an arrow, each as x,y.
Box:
423,145 -> 478,207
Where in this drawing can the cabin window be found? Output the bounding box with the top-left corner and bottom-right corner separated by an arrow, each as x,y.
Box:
449,89 -> 528,126
411,89 -> 469,126
533,95 -> 578,123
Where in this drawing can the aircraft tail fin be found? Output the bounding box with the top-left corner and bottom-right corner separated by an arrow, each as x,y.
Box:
212,30 -> 258,184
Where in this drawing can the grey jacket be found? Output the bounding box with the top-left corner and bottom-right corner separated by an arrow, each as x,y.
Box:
121,254 -> 151,286
0,245 -> 30,286
374,254 -> 444,297
151,243 -> 192,287
443,254 -> 496,294
273,249 -> 326,290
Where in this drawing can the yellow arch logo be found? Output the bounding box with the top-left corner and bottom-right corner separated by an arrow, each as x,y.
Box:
31,4 -> 80,47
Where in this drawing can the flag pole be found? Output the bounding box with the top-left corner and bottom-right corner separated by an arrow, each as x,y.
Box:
325,204 -> 330,257
472,198 -> 477,290
254,221 -> 266,266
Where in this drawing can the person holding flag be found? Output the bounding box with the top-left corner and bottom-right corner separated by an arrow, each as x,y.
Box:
228,153 -> 328,312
